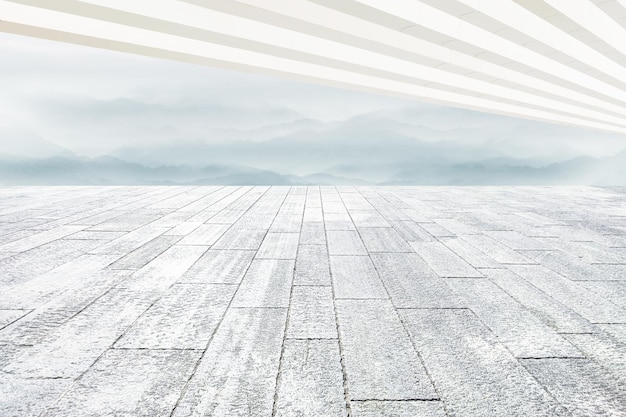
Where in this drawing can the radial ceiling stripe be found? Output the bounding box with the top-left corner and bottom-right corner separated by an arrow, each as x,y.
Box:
1,0 -> 625,134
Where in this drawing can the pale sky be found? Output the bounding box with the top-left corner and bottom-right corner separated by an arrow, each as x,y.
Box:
1,31 -> 626,164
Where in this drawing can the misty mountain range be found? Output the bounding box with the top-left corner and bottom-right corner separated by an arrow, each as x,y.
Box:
1,108 -> 625,185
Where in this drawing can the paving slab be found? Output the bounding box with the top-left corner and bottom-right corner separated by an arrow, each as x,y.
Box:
446,278 -> 582,358
294,244 -> 331,285
2,185 -> 626,416
231,259 -> 294,307
255,232 -> 299,259
0,376 -> 73,417
370,252 -> 464,308
330,255 -> 387,299
327,230 -> 367,255
286,286 -> 337,339
115,283 -> 235,349
522,358 -> 626,416
179,249 -> 255,284
350,400 -> 446,417
336,299 -> 437,400
400,309 -> 568,417
41,349 -> 200,417
410,241 -> 483,277
358,227 -> 412,252
274,339 -> 346,417
172,307 -> 286,417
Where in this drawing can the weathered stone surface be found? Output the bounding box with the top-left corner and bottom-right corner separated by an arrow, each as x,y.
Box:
41,349 -> 200,417
109,235 -> 182,270
336,300 -> 437,400
4,288 -> 154,378
327,231 -> 366,255
275,339 -> 346,417
179,249 -> 255,284
231,259 -> 294,307
484,268 -> 596,333
330,256 -> 387,299
2,185 -> 626,416
401,309 -> 567,417
0,376 -> 72,417
172,307 -> 286,417
287,286 -> 337,339
351,401 -> 446,417
358,227 -> 412,252
446,278 -> 581,358
411,241 -> 483,277
509,264 -> 626,323
178,223 -> 231,245
371,252 -> 463,308
116,284 -> 235,349
522,358 -> 626,417
294,244 -> 331,285
256,232 -> 299,259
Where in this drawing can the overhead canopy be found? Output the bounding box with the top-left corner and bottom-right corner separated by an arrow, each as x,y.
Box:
2,0 -> 626,133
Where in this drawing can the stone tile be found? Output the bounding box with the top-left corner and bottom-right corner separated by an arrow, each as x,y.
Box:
0,309 -> 29,330
172,308 -> 286,417
164,221 -> 202,236
388,220 -> 435,242
41,349 -> 200,417
447,279 -> 581,358
410,241 -> 483,277
0,225 -> 85,252
4,288 -> 154,378
88,223 -> 168,257
579,280 -> 626,307
0,376 -> 72,417
299,221 -> 326,245
180,249 -> 255,284
370,253 -> 463,308
524,250 -> 626,281
484,268 -> 596,333
418,222 -> 455,237
400,309 -> 567,416
116,284 -> 235,349
563,333 -> 626,386
294,244 -> 331,286
120,245 -> 208,294
349,210 -> 390,228
485,230 -> 550,250
109,235 -> 181,270
270,214 -> 303,233
336,300 -> 436,400
358,227 -> 412,252
522,358 -> 626,416
460,234 -> 535,264
256,232 -> 299,259
440,236 -> 501,268
275,339 -> 346,417
330,256 -> 387,299
599,324 -> 626,344
178,224 -> 231,245
0,253 -> 121,309
231,259 -> 294,307
351,401 -> 446,417
324,213 -> 356,231
212,227 -> 266,250
287,286 -> 336,339
326,231 -> 366,255
509,265 -> 626,323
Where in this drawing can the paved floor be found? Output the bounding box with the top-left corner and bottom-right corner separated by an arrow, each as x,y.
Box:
0,186 -> 625,417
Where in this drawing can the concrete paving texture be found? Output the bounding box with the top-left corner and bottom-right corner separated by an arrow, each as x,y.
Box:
0,185 -> 625,416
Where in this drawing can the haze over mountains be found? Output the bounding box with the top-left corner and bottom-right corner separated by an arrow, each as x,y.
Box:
2,105 -> 625,185
2,33 -> 625,186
